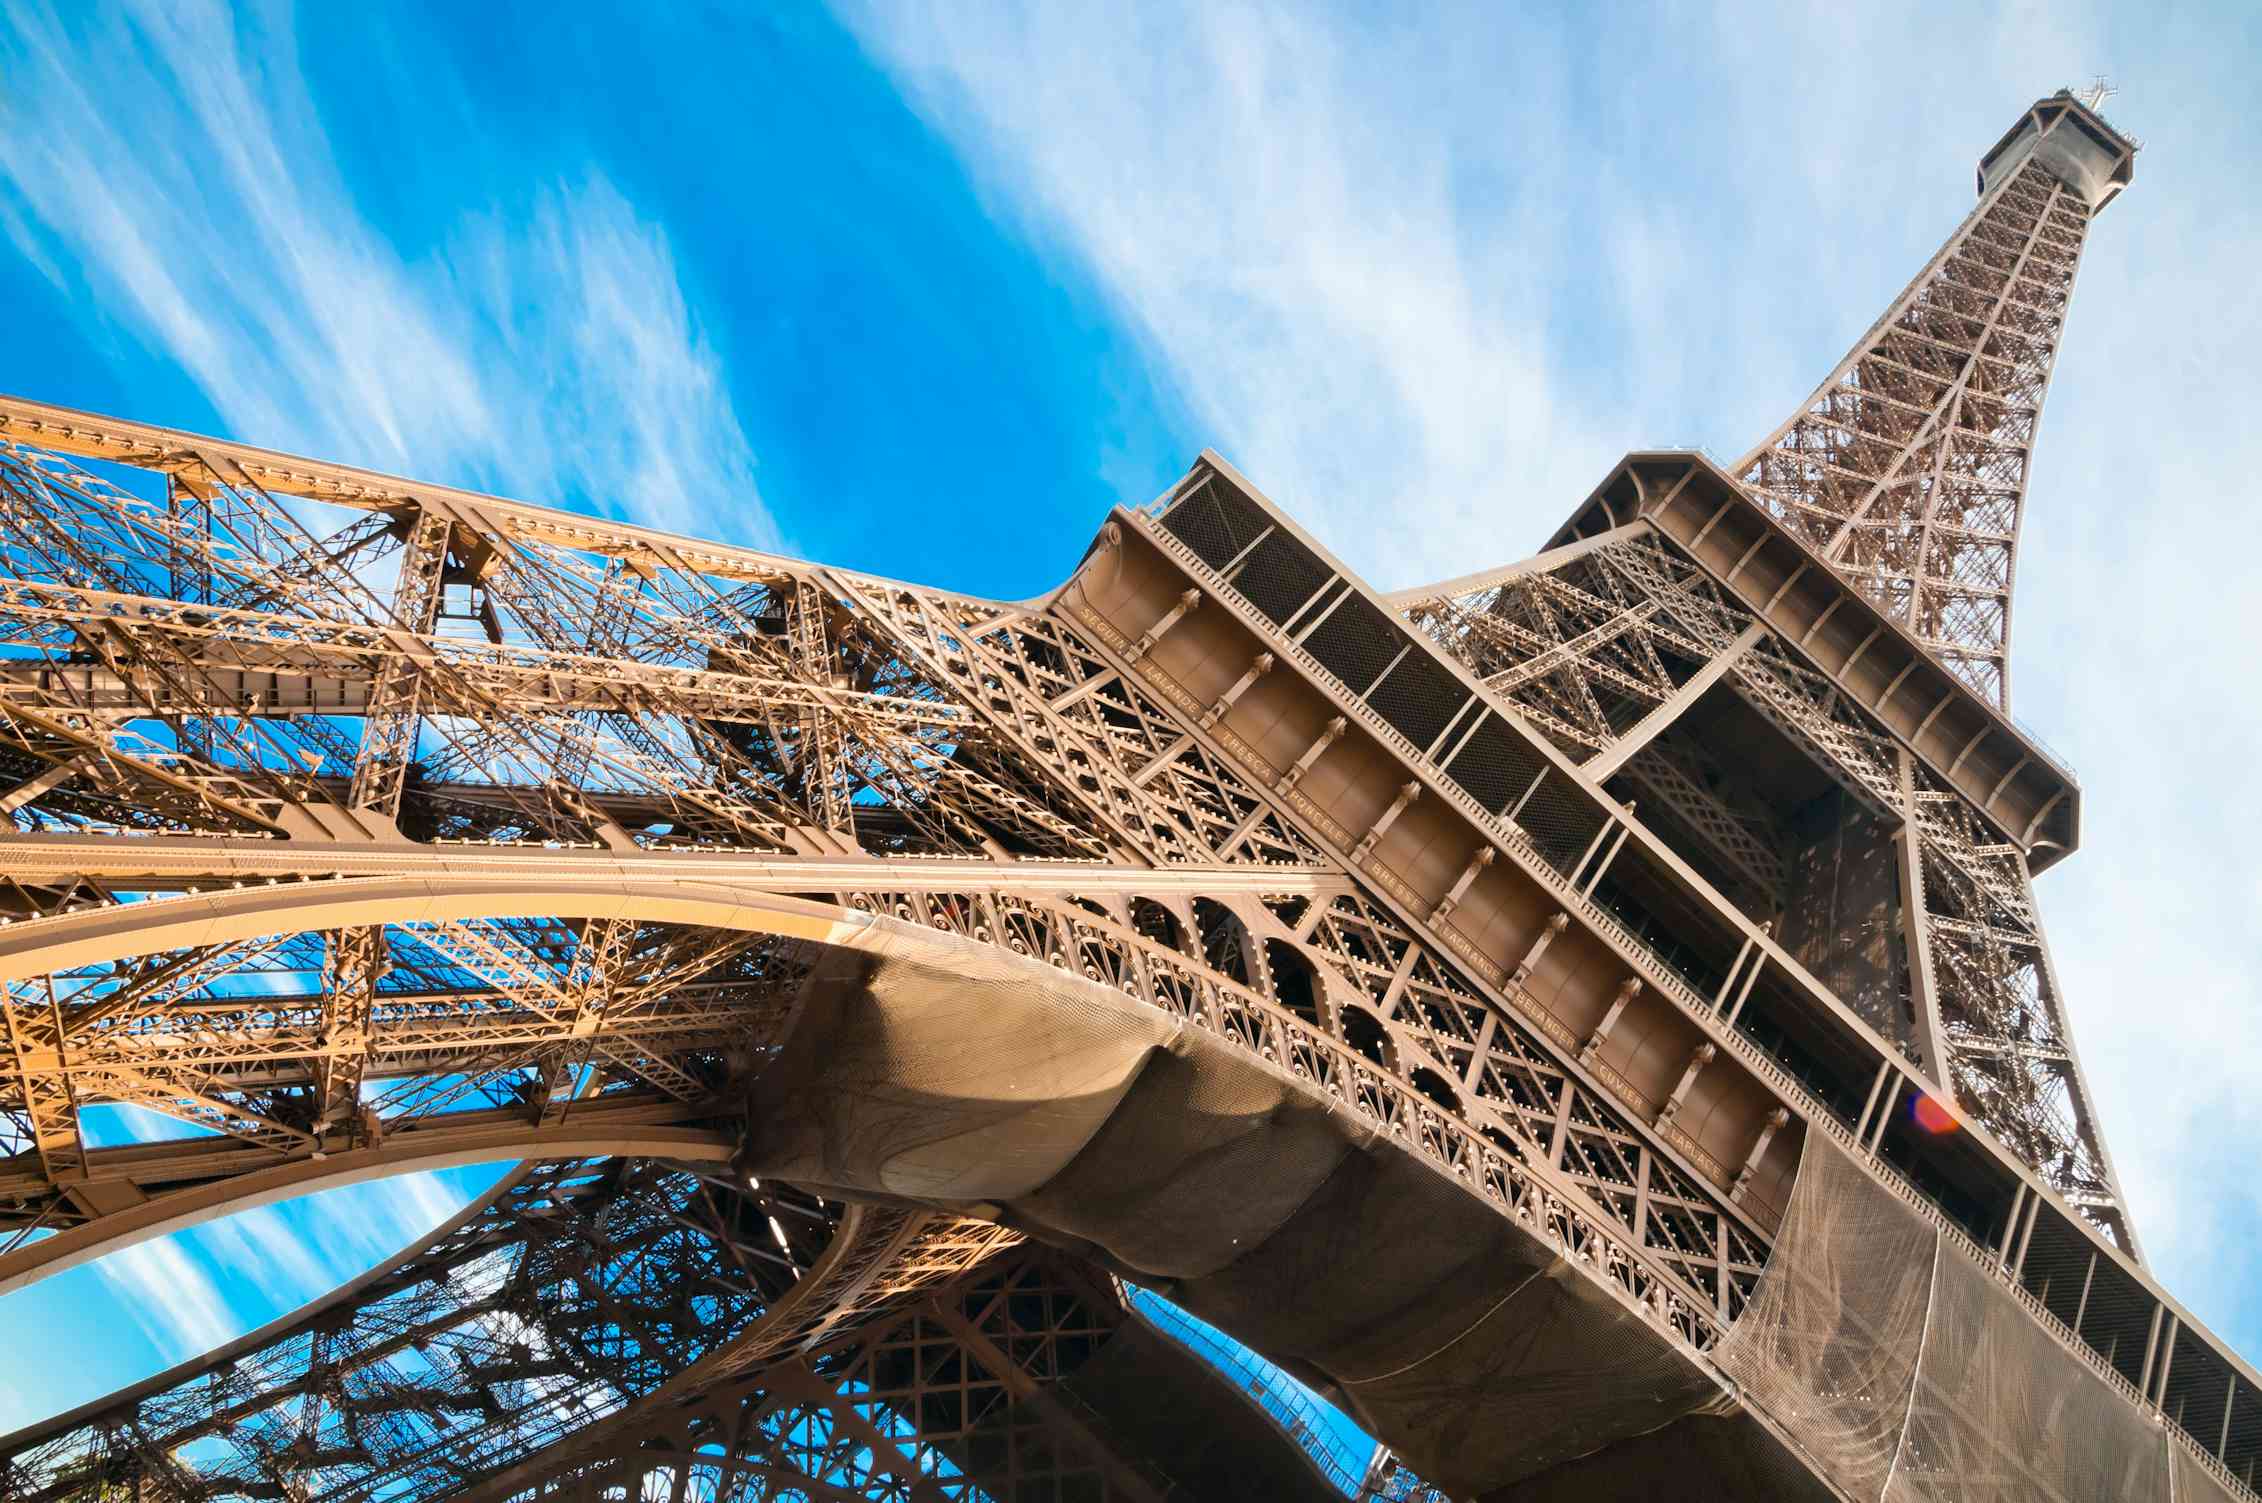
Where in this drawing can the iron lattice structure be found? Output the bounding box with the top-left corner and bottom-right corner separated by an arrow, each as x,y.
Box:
1736,145 -> 2100,707
5,88 -> 2261,1503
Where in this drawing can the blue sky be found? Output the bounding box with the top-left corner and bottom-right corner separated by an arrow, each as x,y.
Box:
3,0 -> 2261,1450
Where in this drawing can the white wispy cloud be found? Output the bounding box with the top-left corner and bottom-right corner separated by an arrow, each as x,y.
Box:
837,2 -> 2121,581
0,0 -> 776,547
838,1 -> 1617,587
69,1172 -> 484,1378
95,1234 -> 239,1362
0,0 -> 706,1378
842,0 -> 2262,1342
201,1204 -> 349,1305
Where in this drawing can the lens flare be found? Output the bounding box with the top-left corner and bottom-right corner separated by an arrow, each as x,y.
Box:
1910,1093 -> 1959,1135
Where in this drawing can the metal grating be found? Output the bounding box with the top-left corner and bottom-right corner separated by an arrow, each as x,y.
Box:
1443,713 -> 1544,817
1160,474 -> 1271,571
1516,770 -> 1609,877
1365,652 -> 1467,757
1303,591 -> 1402,697
1235,533 -> 1335,628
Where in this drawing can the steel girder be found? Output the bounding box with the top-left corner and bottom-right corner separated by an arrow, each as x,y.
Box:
1735,155 -> 2090,708
3,94 -> 2255,1497
1398,531 -> 2132,1247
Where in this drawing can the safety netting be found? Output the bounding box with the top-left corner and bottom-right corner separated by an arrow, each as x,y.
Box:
741,904 -> 2243,1501
1719,1130 -> 2212,1501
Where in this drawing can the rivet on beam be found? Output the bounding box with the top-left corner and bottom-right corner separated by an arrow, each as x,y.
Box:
1731,1108 -> 1790,1204
1353,781 -> 1421,861
1510,913 -> 1570,987
1280,716 -> 1348,792
1655,1042 -> 1717,1128
1579,977 -> 1642,1064
1429,843 -> 1495,924
1200,653 -> 1274,729
1127,588 -> 1201,663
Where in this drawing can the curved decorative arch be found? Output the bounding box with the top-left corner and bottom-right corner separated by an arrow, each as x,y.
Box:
0,1120 -> 737,1295
0,876 -> 870,983
1,1148 -> 1013,1502
1,870 -> 1760,1500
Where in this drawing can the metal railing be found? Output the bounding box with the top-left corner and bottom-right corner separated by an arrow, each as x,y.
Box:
1137,502 -> 2261,1501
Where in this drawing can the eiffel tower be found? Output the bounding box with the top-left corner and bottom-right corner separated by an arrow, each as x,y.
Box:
2,88 -> 2255,1502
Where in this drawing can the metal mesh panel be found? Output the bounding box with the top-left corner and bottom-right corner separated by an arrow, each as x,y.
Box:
2074,1252 -> 2158,1390
2163,1327 -> 2238,1474
1888,1236 -> 2167,1501
1777,803 -> 1906,1048
1160,474 -> 1270,570
1344,1260 -> 1724,1495
1517,772 -> 1609,877
1718,1131 -> 1937,1501
1587,839 -> 1735,999
1719,1132 -> 2191,1501
1235,533 -> 1335,628
2175,1442 -> 2246,1503
1365,651 -> 1467,758
1302,590 -> 1401,695
1443,712 -> 1543,817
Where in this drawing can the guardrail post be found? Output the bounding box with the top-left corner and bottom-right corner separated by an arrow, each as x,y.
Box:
1579,978 -> 1642,1064
1578,816 -> 1636,898
1856,1057 -> 1893,1141
1865,1075 -> 1903,1153
1997,1184 -> 2029,1267
1352,781 -> 1420,861
1198,652 -> 1273,729
1280,716 -> 1347,791
2139,1304 -> 2167,1402
2009,1190 -> 2041,1277
1126,588 -> 1200,662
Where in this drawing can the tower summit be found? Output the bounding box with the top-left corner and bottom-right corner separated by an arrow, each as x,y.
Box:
1391,89 -> 2144,1256
1737,89 -> 2137,708
6,88 -> 2259,1503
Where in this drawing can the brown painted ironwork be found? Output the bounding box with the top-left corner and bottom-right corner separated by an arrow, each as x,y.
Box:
6,87 -> 2259,1503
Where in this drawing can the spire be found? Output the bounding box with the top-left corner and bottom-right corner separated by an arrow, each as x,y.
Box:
1735,92 -> 2136,708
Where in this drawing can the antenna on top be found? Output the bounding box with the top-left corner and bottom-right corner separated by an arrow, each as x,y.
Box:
2074,75 -> 2117,112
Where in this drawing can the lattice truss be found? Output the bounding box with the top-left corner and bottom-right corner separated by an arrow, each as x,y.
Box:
847,884 -> 1769,1324
1737,155 -> 2093,707
0,441 -> 1329,869
0,433 -> 1336,1230
1401,533 -> 2132,1248
0,881 -> 1758,1416
0,423 -> 1745,1494
0,881 -> 1730,1499
0,1155 -> 1106,1503
506,1251 -> 1164,1503
0,1158 -> 845,1501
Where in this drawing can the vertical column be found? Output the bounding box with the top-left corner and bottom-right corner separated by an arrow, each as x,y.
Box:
1895,750 -> 1951,1083
320,504 -> 454,1143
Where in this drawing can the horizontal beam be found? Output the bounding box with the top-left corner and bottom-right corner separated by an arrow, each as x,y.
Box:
0,1107 -> 734,1295
0,393 -> 1012,607
1546,453 -> 2080,866
1384,519 -> 1657,606
0,835 -> 1352,893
